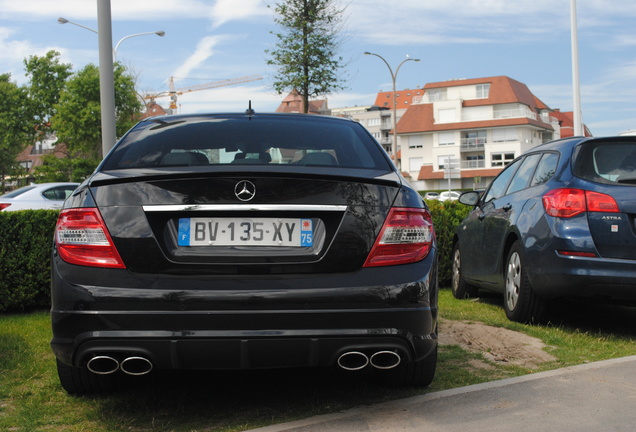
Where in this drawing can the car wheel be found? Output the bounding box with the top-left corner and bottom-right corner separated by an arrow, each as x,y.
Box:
503,241 -> 544,323
376,346 -> 437,387
56,359 -> 119,395
451,243 -> 478,299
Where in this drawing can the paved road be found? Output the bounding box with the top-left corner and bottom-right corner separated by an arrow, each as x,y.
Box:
247,355 -> 636,432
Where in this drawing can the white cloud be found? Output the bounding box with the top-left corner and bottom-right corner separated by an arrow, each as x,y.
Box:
0,0 -> 211,21
210,0 -> 270,28
0,27 -> 72,83
171,35 -> 226,79
172,84 -> 281,114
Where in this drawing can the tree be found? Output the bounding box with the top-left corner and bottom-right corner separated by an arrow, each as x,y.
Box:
23,51 -> 72,140
0,74 -> 31,193
51,63 -> 142,159
32,153 -> 97,183
266,0 -> 347,113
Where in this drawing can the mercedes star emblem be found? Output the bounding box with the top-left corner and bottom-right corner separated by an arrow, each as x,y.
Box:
234,180 -> 256,202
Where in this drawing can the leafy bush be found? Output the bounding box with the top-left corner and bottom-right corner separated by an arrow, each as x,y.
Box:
0,210 -> 59,312
425,199 -> 471,287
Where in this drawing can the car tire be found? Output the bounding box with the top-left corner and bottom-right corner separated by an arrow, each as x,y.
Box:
376,346 -> 437,387
56,359 -> 119,395
503,241 -> 545,323
451,243 -> 478,299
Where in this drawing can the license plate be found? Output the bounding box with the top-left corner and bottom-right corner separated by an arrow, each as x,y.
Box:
178,218 -> 313,247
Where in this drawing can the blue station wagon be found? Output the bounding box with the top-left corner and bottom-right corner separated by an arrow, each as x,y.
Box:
452,136 -> 636,323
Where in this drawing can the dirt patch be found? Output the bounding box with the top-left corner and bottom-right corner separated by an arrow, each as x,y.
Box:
439,319 -> 557,369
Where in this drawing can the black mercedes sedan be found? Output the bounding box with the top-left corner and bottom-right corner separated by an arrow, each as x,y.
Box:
452,136 -> 636,323
51,111 -> 438,394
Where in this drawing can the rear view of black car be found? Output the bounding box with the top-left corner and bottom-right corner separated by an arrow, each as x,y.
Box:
51,112 -> 438,394
452,136 -> 636,323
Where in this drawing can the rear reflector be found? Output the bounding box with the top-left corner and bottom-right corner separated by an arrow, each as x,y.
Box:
364,208 -> 434,267
557,250 -> 598,258
543,188 -> 619,218
54,208 -> 125,268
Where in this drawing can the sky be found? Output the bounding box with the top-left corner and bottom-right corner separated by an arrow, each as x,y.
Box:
1,0 -> 636,137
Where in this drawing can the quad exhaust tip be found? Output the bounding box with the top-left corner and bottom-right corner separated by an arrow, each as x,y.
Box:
86,355 -> 153,376
337,350 -> 401,371
87,356 -> 119,375
120,356 -> 153,376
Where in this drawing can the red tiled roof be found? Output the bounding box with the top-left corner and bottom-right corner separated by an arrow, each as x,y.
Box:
424,76 -> 548,109
141,102 -> 168,119
398,104 -> 553,134
551,109 -> 593,137
373,88 -> 425,108
276,89 -> 328,114
399,76 -> 554,134
16,142 -> 69,175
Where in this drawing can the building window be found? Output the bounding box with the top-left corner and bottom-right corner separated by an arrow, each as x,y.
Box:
438,132 -> 455,146
427,88 -> 447,102
493,127 -> 518,142
438,155 -> 456,170
367,118 -> 380,127
476,84 -> 490,99
466,155 -> 484,168
409,157 -> 423,172
492,152 -> 515,167
19,160 -> 33,171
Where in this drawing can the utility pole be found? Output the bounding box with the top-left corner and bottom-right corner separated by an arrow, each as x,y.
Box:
570,0 -> 583,136
97,0 -> 117,157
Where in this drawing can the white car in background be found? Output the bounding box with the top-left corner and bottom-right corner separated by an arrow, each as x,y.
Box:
0,183 -> 79,211
438,191 -> 461,202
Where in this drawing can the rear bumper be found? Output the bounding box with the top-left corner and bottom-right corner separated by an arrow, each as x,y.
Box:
51,308 -> 436,370
51,253 -> 438,370
528,251 -> 636,301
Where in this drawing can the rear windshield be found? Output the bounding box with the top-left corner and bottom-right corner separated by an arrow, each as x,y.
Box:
101,115 -> 392,172
0,186 -> 35,198
573,139 -> 636,185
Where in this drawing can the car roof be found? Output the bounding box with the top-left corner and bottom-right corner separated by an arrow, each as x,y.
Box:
529,135 -> 636,154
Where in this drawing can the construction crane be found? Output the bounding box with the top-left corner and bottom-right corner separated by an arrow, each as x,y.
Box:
144,74 -> 263,113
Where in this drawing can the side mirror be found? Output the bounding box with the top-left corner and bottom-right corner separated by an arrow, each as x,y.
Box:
458,190 -> 481,206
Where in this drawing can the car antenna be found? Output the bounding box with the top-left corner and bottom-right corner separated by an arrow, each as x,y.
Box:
245,100 -> 255,118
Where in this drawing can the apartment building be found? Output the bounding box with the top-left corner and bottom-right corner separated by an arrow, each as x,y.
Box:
331,88 -> 425,160
397,76 -> 560,191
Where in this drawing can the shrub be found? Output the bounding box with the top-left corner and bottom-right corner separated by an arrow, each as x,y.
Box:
425,199 -> 471,287
0,210 -> 59,312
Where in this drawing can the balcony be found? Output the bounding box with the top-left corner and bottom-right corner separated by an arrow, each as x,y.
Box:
460,137 -> 486,151
461,159 -> 485,169
494,109 -> 537,121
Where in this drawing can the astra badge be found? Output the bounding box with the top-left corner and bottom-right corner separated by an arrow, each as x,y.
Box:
234,180 -> 256,202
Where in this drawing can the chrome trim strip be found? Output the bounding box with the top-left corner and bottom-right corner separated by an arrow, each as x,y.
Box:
142,204 -> 348,212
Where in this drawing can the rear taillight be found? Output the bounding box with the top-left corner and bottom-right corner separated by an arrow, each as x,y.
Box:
542,188 -> 619,218
363,208 -> 435,267
0,203 -> 11,211
54,208 -> 125,268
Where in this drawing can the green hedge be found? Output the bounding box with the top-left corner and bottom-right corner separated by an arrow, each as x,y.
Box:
425,200 -> 471,287
0,210 -> 59,312
0,203 -> 471,312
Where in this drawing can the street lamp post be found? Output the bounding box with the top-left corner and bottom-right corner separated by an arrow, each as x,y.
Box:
58,17 -> 165,63
364,52 -> 420,167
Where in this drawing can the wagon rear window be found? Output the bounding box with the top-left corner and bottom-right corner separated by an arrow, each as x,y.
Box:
574,140 -> 636,185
